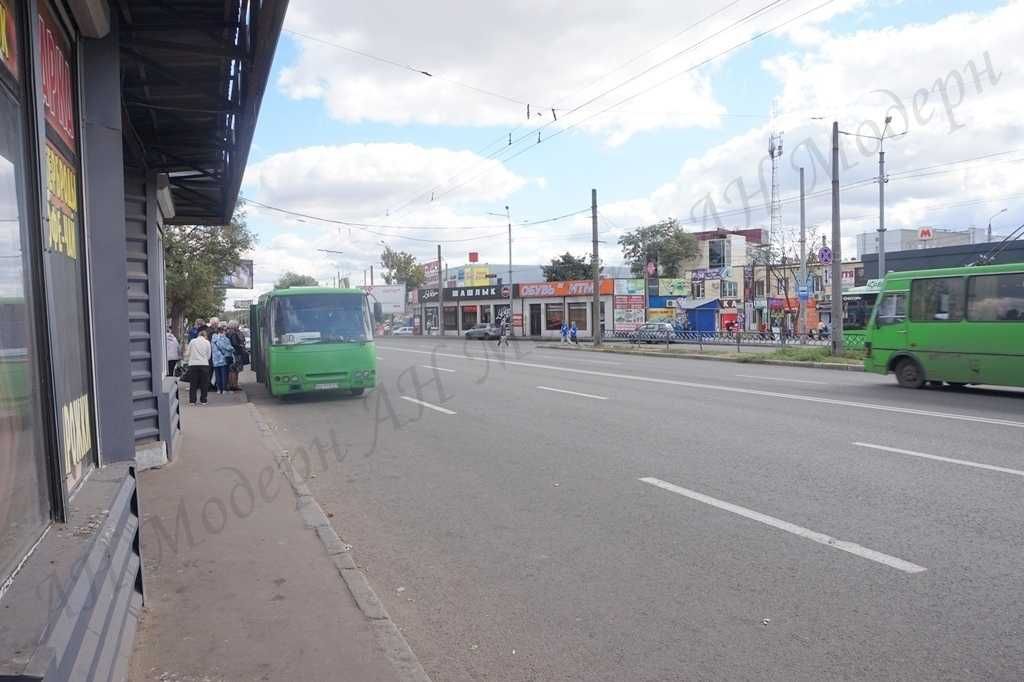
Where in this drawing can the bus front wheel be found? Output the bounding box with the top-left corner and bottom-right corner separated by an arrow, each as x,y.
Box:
894,358 -> 925,389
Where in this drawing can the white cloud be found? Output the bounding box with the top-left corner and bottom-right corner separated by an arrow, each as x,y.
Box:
278,0 -> 860,144
607,1 -> 1024,257
243,142 -> 527,216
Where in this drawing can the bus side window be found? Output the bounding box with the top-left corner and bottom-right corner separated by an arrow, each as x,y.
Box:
876,293 -> 906,326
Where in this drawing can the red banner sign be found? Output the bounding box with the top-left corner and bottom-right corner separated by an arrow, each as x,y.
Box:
38,4 -> 75,150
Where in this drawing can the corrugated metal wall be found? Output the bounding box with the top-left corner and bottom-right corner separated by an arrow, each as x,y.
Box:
124,173 -> 160,444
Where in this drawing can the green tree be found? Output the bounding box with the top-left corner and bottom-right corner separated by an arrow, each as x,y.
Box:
541,252 -> 599,281
617,218 -> 698,277
380,246 -> 425,289
275,271 -> 320,289
165,202 -> 255,337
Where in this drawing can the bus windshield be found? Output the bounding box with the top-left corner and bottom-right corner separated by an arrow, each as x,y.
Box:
272,293 -> 372,345
842,294 -> 877,330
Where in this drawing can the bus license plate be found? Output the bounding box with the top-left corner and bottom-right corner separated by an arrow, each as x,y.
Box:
314,383 -> 339,390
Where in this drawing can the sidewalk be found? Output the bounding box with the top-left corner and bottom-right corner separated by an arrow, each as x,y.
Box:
127,386 -> 408,681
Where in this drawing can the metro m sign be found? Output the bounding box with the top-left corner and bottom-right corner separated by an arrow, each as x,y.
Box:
917,226 -> 934,241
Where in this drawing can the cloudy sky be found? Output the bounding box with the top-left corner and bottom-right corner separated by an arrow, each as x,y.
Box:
231,0 -> 1023,302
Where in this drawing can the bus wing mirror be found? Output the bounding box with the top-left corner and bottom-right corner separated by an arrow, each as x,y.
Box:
373,302 -> 383,322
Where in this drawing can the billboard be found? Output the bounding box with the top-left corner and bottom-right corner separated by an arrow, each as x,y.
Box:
517,279 -> 613,297
614,278 -> 645,295
233,299 -> 252,310
613,295 -> 645,330
423,260 -> 440,287
463,265 -> 491,287
658,278 -> 689,297
360,285 -> 406,314
221,259 -> 253,289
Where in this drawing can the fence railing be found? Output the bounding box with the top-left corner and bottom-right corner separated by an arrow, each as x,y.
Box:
602,328 -> 865,349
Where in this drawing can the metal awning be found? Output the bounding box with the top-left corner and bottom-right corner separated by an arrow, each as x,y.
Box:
117,0 -> 288,225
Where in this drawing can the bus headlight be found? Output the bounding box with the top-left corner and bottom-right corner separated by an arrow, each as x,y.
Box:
290,375 -> 300,383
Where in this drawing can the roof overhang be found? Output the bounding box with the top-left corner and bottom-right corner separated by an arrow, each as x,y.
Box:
117,0 -> 289,225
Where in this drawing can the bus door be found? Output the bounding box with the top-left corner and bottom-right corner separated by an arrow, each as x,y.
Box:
908,276 -> 972,383
872,290 -> 909,363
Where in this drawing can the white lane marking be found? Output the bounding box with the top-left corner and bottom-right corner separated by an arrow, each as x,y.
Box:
400,396 -> 456,415
536,385 -> 608,400
853,442 -> 1024,478
735,373 -> 826,385
421,365 -> 455,373
530,352 -> 622,366
376,346 -> 1024,430
639,477 -> 926,574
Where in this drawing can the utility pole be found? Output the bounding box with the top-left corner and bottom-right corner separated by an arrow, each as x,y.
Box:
507,205 -> 513,336
591,188 -> 601,346
831,122 -> 844,354
370,265 -> 374,286
837,116 -> 903,276
437,244 -> 443,337
878,146 -> 886,276
798,167 -> 807,338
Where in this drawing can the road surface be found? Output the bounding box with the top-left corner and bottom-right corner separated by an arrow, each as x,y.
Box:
246,337 -> 1024,681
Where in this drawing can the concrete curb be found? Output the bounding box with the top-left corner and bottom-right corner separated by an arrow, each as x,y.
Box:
545,344 -> 866,372
246,401 -> 431,682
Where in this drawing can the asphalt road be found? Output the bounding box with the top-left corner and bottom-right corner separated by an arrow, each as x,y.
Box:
246,338 -> 1024,681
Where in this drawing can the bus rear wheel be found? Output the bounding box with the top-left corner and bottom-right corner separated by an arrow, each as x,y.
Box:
895,358 -> 925,389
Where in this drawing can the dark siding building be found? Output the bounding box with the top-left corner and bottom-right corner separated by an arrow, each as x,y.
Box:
862,241 -> 1024,279
0,2 -> 286,680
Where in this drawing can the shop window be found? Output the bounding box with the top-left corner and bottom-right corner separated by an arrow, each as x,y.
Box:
910,277 -> 964,322
721,281 -> 738,298
0,82 -> 51,580
691,281 -> 704,298
479,306 -> 491,324
461,306 -> 477,329
443,306 -> 458,330
568,302 -> 588,330
545,303 -> 564,330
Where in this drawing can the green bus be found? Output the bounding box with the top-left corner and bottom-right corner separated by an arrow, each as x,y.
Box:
250,287 -> 377,398
840,279 -> 883,348
864,263 -> 1024,388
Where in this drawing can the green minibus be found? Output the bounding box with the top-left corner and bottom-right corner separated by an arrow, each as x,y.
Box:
250,287 -> 377,398
864,263 -> 1024,388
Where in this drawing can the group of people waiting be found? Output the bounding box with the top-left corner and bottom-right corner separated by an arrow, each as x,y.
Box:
164,317 -> 247,405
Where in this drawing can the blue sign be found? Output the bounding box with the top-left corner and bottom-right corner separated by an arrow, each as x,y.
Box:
797,285 -> 810,302
818,246 -> 833,265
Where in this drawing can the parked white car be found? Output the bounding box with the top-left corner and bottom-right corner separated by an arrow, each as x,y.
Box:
392,326 -> 415,336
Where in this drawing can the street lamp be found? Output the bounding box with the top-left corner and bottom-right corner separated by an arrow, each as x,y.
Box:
839,116 -> 906,275
987,208 -> 1007,243
486,207 -> 514,333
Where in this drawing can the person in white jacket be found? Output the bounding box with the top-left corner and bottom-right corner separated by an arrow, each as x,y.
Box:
166,327 -> 181,376
186,328 -> 212,405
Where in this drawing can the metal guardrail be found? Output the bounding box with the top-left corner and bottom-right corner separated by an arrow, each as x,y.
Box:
604,328 -> 865,349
